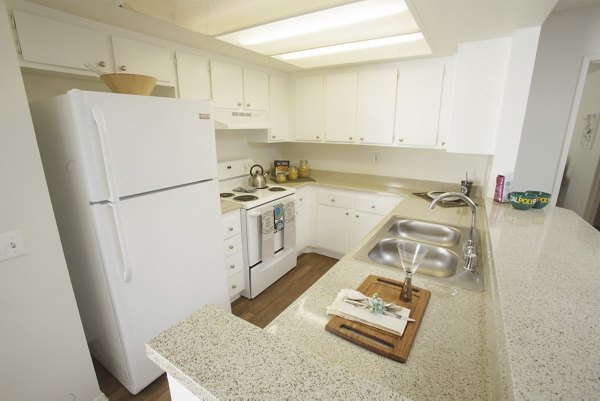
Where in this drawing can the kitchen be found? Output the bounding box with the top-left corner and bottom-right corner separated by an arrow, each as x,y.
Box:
1,0 -> 600,400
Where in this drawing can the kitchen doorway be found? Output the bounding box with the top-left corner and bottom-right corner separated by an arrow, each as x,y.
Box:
555,57 -> 600,228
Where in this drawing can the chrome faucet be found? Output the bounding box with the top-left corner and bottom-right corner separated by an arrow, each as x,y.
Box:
429,192 -> 478,271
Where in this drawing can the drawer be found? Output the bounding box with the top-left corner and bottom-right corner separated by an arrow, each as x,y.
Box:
222,212 -> 241,239
317,191 -> 353,209
224,235 -> 242,258
355,195 -> 401,215
225,251 -> 243,277
227,271 -> 245,298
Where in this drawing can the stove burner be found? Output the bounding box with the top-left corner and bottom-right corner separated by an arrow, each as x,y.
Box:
233,195 -> 259,202
268,187 -> 286,192
220,192 -> 234,198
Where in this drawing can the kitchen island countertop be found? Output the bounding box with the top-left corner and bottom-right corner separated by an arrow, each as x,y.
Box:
150,172 -> 600,400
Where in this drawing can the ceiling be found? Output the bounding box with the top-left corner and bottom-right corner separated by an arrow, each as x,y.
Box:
20,0 -> 599,71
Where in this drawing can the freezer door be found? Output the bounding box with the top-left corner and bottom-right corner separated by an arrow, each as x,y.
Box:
91,180 -> 229,393
71,90 -> 217,202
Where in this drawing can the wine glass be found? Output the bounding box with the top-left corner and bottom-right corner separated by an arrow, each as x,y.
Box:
397,241 -> 428,302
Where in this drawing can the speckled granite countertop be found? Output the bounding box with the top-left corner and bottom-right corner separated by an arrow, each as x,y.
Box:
150,171 -> 600,400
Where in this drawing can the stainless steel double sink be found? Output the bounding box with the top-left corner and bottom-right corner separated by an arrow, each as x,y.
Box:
355,216 -> 483,292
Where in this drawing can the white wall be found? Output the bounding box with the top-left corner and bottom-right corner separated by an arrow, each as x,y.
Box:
514,5 -> 600,196
0,1 -> 104,400
556,68 -> 600,217
216,133 -> 285,169
282,142 -> 492,186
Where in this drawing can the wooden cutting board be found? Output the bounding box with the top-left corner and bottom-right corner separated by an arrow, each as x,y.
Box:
325,275 -> 430,363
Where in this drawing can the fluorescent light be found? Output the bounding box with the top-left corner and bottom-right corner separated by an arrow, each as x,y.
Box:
274,33 -> 424,61
219,0 -> 408,46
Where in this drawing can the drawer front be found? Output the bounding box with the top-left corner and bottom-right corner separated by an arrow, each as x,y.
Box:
355,195 -> 401,215
222,213 -> 241,239
316,191 -> 353,209
225,251 -> 244,277
227,271 -> 245,298
224,235 -> 242,258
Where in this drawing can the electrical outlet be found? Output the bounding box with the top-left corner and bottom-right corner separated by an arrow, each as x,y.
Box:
371,152 -> 380,164
0,230 -> 27,262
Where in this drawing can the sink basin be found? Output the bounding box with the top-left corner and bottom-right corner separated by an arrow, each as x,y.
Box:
368,238 -> 459,277
388,219 -> 461,247
355,216 -> 483,292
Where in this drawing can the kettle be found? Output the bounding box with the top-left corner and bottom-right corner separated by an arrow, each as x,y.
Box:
248,164 -> 270,188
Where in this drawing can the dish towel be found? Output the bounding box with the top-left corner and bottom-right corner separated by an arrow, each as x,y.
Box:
326,289 -> 411,336
261,209 -> 274,261
283,201 -> 296,249
274,203 -> 284,233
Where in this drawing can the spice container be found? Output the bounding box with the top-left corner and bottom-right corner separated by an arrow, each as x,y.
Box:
298,160 -> 310,178
275,172 -> 287,183
288,166 -> 298,181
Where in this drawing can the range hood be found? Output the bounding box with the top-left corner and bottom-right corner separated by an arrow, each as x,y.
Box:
212,108 -> 273,130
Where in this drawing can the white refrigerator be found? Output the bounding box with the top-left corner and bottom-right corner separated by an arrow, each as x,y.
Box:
30,90 -> 231,394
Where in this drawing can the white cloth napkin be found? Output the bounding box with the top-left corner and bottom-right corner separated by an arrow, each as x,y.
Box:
326,289 -> 411,336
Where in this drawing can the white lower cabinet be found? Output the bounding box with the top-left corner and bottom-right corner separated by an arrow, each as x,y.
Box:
314,188 -> 402,255
295,186 -> 314,254
221,210 -> 245,301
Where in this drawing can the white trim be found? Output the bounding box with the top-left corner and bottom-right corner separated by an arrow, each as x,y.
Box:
553,54 -> 600,206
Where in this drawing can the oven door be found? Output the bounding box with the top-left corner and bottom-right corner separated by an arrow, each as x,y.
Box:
245,195 -> 294,267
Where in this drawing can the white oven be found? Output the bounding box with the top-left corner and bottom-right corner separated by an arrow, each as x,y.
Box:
218,158 -> 297,299
243,195 -> 297,298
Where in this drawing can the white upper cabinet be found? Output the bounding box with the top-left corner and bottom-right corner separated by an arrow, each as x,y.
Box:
394,64 -> 445,147
356,69 -> 397,145
324,72 -> 358,143
243,68 -> 269,111
268,74 -> 290,142
175,51 -> 211,100
210,60 -> 268,111
295,75 -> 324,141
112,36 -> 174,85
12,10 -> 114,73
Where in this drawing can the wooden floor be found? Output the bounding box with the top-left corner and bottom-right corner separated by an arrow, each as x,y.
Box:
95,252 -> 338,400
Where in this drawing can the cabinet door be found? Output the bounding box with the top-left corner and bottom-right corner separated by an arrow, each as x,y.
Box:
324,72 -> 357,143
295,75 -> 324,141
13,10 -> 113,73
269,74 -> 289,142
356,69 -> 397,145
243,68 -> 269,111
210,60 -> 243,109
316,204 -> 352,254
112,36 -> 174,84
353,212 -> 384,247
394,64 -> 445,147
175,51 -> 210,100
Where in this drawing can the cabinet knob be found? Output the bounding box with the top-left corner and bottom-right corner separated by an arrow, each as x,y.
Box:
228,226 -> 234,231
230,264 -> 235,269
398,138 -> 404,143
360,137 -> 364,141
356,214 -> 359,218
349,137 -> 353,140
371,205 -> 376,209
299,198 -> 303,201
119,65 -> 127,71
331,198 -> 335,203
442,141 -> 446,146
98,61 -> 106,67
272,135 -> 276,139
237,102 -> 242,107
345,212 -> 349,216
316,135 -> 320,139
229,245 -> 234,250
232,284 -> 237,289
246,103 -> 251,107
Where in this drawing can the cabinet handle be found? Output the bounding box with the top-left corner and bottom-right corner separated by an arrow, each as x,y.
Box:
228,226 -> 234,231
119,65 -> 127,71
98,61 -> 106,67
398,138 -> 404,143
229,245 -> 234,250
232,284 -> 237,289
230,264 -> 235,269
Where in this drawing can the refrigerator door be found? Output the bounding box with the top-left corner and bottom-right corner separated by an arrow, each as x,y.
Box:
70,90 -> 217,202
90,180 -> 229,394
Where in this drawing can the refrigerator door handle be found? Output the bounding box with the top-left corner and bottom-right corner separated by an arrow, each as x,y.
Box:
107,202 -> 133,283
91,106 -> 119,203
